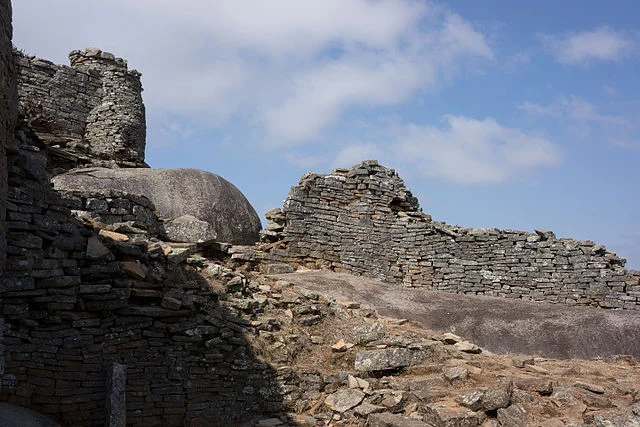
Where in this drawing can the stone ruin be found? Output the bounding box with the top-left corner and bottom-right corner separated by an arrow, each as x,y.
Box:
12,42 -> 261,245
1,2 -> 267,423
259,160 -> 640,310
2,0 -> 640,424
15,46 -> 146,171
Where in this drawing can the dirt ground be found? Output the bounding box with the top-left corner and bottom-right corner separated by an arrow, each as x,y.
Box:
273,270 -> 640,360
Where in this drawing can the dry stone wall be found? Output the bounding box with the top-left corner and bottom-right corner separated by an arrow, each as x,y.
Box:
1,225 -> 283,425
1,14 -> 279,423
58,189 -> 161,237
0,0 -> 15,277
16,47 -> 146,171
261,160 -> 640,310
0,145 -> 282,424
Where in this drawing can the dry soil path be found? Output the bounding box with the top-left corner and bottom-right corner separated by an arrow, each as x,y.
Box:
274,270 -> 640,359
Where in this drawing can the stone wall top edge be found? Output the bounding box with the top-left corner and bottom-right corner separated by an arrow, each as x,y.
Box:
283,159 -> 628,263
14,46 -> 139,76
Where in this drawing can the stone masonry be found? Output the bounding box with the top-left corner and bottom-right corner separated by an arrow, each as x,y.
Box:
0,0 -> 15,278
1,134 -> 281,424
15,47 -> 146,171
261,160 -> 640,310
0,11 -> 279,422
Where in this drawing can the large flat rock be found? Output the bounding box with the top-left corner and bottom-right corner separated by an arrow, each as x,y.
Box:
53,167 -> 261,244
274,271 -> 640,359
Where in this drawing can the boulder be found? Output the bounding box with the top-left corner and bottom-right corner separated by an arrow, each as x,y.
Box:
52,167 -> 261,244
324,389 -> 365,413
482,377 -> 513,411
354,347 -> 432,372
497,404 -> 528,427
162,214 -> 217,243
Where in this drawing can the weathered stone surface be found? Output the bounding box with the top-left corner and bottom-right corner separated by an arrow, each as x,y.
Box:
575,381 -> 605,394
442,365 -> 470,383
261,263 -> 295,274
86,236 -> 112,260
367,413 -> 430,427
423,402 -> 482,426
120,261 -> 147,280
105,363 -> 126,427
496,403 -> 528,427
550,388 -> 588,421
354,323 -> 387,344
16,47 -> 146,169
592,414 -> 640,427
162,214 -> 217,243
514,377 -> 553,395
454,341 -> 482,354
354,402 -> 383,416
0,0 -> 13,277
482,377 -> 513,411
355,347 -> 430,372
457,389 -> 484,411
441,333 -> 462,344
324,389 -> 365,413
53,167 -> 261,244
99,229 -> 129,242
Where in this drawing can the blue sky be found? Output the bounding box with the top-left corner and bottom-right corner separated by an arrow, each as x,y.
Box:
13,1 -> 640,269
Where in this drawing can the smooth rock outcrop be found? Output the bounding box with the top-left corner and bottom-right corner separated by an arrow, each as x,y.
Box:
53,167 -> 261,244
162,214 -> 217,243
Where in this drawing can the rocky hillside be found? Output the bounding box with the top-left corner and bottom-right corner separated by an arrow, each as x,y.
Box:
179,246 -> 640,426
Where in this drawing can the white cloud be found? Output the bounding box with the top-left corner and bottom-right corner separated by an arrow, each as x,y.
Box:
111,0 -> 428,57
13,1 -> 493,147
397,116 -> 560,184
335,116 -> 561,184
263,54 -> 427,144
520,95 -> 615,125
539,26 -> 636,65
438,14 -> 494,60
519,95 -> 636,145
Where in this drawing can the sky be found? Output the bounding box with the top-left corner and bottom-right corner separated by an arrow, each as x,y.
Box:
12,1 -> 640,269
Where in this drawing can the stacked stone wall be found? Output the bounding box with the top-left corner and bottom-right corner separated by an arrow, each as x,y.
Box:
0,147 -> 282,424
15,47 -> 146,170
0,0 -> 15,277
2,31 -> 280,422
58,188 -> 160,237
261,161 -> 640,310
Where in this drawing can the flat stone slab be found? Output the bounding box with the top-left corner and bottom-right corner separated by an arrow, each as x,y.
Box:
355,348 -> 428,372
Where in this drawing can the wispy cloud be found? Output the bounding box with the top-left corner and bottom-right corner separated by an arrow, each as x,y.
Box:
504,51 -> 531,70
519,95 -> 636,144
334,116 -> 561,184
538,26 -> 636,65
603,85 -> 620,96
13,0 -> 494,149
